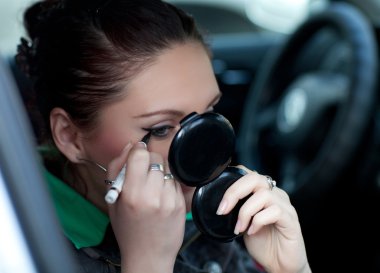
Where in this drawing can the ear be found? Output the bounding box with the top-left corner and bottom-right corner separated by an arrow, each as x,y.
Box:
50,107 -> 85,163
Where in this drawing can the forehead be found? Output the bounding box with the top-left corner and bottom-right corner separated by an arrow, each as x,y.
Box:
123,42 -> 219,114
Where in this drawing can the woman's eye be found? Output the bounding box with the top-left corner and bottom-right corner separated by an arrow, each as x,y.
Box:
149,125 -> 174,138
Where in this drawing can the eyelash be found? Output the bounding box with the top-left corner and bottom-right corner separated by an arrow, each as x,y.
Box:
143,125 -> 175,138
142,105 -> 216,139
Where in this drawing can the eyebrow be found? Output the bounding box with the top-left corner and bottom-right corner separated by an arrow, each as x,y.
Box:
134,109 -> 184,119
133,92 -> 222,119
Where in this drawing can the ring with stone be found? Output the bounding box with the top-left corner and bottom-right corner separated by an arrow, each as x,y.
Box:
164,173 -> 174,181
266,175 -> 276,191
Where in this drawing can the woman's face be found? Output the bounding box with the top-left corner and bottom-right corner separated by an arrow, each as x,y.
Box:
81,42 -> 221,210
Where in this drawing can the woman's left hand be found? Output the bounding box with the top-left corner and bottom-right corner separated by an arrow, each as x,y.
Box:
216,166 -> 311,273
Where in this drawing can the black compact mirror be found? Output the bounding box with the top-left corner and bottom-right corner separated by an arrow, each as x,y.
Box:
168,112 -> 247,242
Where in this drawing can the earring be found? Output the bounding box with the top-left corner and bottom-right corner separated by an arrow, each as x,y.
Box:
78,158 -> 107,172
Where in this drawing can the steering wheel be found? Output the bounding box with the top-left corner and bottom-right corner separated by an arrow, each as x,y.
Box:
237,2 -> 378,202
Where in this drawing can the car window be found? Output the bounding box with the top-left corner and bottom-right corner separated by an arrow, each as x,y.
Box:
0,0 -> 34,57
0,54 -> 80,273
166,0 -> 329,35
0,169 -> 38,273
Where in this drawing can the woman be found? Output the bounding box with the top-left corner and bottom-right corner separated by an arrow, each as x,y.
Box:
16,0 -> 311,272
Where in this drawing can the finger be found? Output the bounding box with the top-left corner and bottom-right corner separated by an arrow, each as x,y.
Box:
216,172 -> 271,215
246,204 -> 283,235
163,161 -> 175,183
243,192 -> 299,236
160,159 -> 184,212
233,188 -> 273,234
123,142 -> 150,191
235,165 -> 256,174
247,201 -> 296,235
163,160 -> 183,201
146,152 -> 165,188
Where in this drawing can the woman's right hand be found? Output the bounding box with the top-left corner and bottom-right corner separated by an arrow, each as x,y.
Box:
106,142 -> 186,273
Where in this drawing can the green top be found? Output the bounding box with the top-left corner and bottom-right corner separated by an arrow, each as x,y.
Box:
44,169 -> 109,249
44,168 -> 193,249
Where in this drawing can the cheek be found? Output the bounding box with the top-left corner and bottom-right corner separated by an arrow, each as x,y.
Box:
86,132 -> 130,164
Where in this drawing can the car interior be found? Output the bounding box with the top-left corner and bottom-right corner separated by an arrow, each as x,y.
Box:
171,1 -> 380,272
1,0 -> 380,272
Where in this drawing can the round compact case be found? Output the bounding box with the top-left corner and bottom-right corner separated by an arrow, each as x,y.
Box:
168,112 -> 248,242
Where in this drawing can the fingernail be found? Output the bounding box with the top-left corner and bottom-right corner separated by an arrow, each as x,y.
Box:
137,141 -> 147,149
216,199 -> 227,215
234,220 -> 241,235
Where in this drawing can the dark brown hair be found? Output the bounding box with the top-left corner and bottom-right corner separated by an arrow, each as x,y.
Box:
16,0 -> 207,141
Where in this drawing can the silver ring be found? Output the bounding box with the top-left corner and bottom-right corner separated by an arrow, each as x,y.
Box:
164,173 -> 174,180
266,175 -> 276,191
149,163 -> 164,173
104,179 -> 115,185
